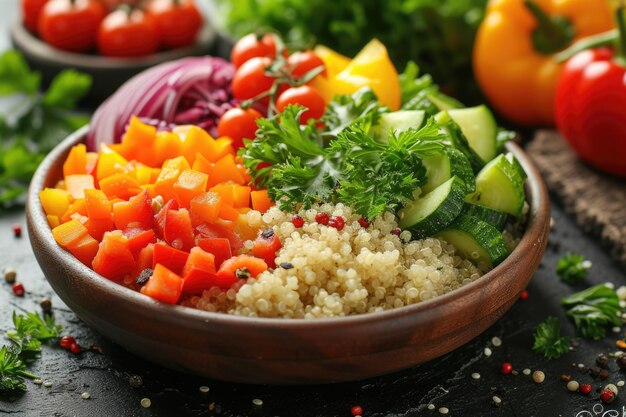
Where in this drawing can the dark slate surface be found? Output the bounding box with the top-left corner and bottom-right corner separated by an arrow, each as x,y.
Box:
1,200 -> 626,417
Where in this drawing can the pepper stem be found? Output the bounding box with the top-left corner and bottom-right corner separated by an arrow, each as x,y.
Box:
524,0 -> 574,54
554,29 -> 617,62
616,3 -> 626,66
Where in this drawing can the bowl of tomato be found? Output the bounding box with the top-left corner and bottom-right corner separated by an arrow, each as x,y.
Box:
11,0 -> 218,103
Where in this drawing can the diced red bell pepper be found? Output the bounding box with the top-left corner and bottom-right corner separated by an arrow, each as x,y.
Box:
66,234 -> 99,266
250,229 -> 282,268
123,228 -> 157,253
84,189 -> 112,220
155,199 -> 179,237
140,264 -> 183,304
195,223 -> 243,254
216,254 -> 268,288
131,243 -> 155,281
84,217 -> 115,241
163,208 -> 195,251
182,269 -> 220,294
197,237 -> 232,268
92,231 -> 136,282
152,243 -> 189,276
182,247 -> 216,276
112,190 -> 154,231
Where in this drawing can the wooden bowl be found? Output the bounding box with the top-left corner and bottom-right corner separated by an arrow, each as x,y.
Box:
10,21 -> 217,105
27,128 -> 550,384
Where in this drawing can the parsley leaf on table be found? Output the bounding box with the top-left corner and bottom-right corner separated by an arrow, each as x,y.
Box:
532,316 -> 569,360
0,346 -> 38,393
6,312 -> 62,353
561,284 -> 622,340
556,253 -> 591,284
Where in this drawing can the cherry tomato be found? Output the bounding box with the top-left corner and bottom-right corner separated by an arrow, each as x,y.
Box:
276,86 -> 326,123
21,0 -> 48,34
287,50 -> 326,78
232,57 -> 275,101
97,8 -> 159,57
38,0 -> 106,53
217,107 -> 262,150
146,0 -> 203,49
231,33 -> 277,68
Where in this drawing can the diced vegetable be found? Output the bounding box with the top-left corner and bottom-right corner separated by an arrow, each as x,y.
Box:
216,255 -> 268,289
152,243 -> 189,276
92,231 -> 135,281
140,264 -> 184,304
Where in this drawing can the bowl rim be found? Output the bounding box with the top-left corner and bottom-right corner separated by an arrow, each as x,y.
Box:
10,20 -> 217,69
27,126 -> 550,330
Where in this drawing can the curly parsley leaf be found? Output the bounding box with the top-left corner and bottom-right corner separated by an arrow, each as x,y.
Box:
6,312 -> 62,353
561,284 -> 622,340
322,87 -> 388,136
532,316 -> 569,360
556,253 -> 591,284
0,51 -> 40,95
399,61 -> 463,115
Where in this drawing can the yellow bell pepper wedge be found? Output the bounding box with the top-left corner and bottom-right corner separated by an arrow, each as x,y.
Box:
473,0 -> 613,126
40,188 -> 73,218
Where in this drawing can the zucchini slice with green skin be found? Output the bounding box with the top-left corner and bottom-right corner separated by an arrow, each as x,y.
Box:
436,214 -> 510,267
422,147 -> 476,194
399,176 -> 466,238
373,110 -> 426,142
435,111 -> 485,173
505,152 -> 527,181
462,203 -> 508,231
448,105 -> 498,163
467,154 -> 525,217
428,92 -> 463,111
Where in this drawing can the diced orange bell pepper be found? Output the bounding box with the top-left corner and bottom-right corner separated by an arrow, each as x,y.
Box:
132,243 -> 155,279
134,166 -> 154,185
40,188 -> 73,218
65,174 -> 95,200
85,152 -> 98,176
182,247 -> 216,277
154,131 -> 183,165
96,145 -> 128,181
84,189 -> 111,220
219,204 -> 240,222
211,137 -> 235,162
179,126 -> 215,166
61,198 -> 88,223
191,152 -> 212,175
155,156 -> 190,203
215,254 -> 268,289
173,169 -> 208,208
84,217 -> 114,241
112,190 -> 154,230
118,117 -> 157,163
250,189 -> 273,213
46,215 -> 61,228
206,154 -> 245,188
66,234 -> 99,266
99,173 -> 142,200
232,185 -> 251,208
63,144 -> 87,177
140,263 -> 184,304
92,231 -> 136,281
123,228 -> 156,253
52,219 -> 89,248
189,191 -> 222,225
208,183 -> 234,206
234,214 -> 258,241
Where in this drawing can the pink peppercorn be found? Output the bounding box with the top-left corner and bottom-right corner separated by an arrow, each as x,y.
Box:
501,362 -> 513,375
12,283 -> 24,297
70,343 -> 81,354
315,212 -> 329,225
579,384 -> 592,395
292,215 -> 304,228
519,290 -> 528,300
358,218 -> 370,228
600,389 -> 615,403
328,216 -> 345,231
351,405 -> 363,416
60,336 -> 76,350
391,228 -> 401,235
12,224 -> 22,238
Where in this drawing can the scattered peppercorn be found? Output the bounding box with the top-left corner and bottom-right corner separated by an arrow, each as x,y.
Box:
279,262 -> 293,270
519,290 -> 528,300
567,381 -> 580,392
135,268 -> 153,286
617,355 -> 626,370
60,336 -> 76,349
199,386 -> 210,393
597,354 -> 609,368
70,343 -> 81,354
580,384 -> 592,395
391,228 -> 401,235
3,268 -> 16,284
532,370 -> 545,384
140,398 -> 151,408
39,297 -> 52,313
261,229 -> 275,239
12,224 -> 22,238
12,282 -> 24,297
605,383 -> 619,395
328,216 -> 345,231
81,392 -> 90,400
601,389 -> 616,403
252,398 -> 263,406
358,217 -> 370,228
291,215 -> 304,228
315,212 -> 329,225
492,395 -> 502,406
350,405 -> 363,416
501,362 -> 513,375
129,375 -> 143,388
235,267 -> 252,279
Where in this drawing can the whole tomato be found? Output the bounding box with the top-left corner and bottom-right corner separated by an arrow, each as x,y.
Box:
276,86 -> 325,123
287,51 -> 326,78
231,33 -> 277,68
146,0 -> 203,49
98,7 -> 159,57
38,0 -> 106,53
556,47 -> 626,177
217,107 -> 262,149
22,0 -> 48,34
232,57 -> 275,101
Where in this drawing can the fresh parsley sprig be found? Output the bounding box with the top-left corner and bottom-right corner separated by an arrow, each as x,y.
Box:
0,346 -> 38,393
532,316 -> 569,360
556,253 -> 591,284
561,284 -> 622,340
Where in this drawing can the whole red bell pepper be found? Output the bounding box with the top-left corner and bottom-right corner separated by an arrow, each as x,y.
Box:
555,7 -> 626,177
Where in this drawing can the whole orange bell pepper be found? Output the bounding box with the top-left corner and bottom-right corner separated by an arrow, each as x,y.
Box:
473,0 -> 614,126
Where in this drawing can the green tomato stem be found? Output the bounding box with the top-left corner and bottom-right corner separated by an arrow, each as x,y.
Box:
554,29 -> 617,63
524,0 -> 574,55
616,4 -> 626,66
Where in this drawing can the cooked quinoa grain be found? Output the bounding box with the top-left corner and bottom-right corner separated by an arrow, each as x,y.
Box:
185,204 -> 501,318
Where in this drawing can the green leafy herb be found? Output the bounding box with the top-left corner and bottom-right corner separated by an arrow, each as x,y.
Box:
561,284 -> 622,340
0,50 -> 91,208
557,253 -> 591,284
399,61 -> 463,115
532,316 -> 569,360
6,312 -> 62,353
0,346 -> 38,393
322,87 -> 388,136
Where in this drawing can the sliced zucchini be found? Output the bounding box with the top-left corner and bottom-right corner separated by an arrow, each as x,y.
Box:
399,176 -> 466,238
428,92 -> 463,112
373,110 -> 426,142
466,154 -> 525,217
462,203 -> 508,231
448,105 -> 498,163
422,148 -> 475,195
505,152 -> 527,181
436,214 -> 510,267
435,111 -> 485,173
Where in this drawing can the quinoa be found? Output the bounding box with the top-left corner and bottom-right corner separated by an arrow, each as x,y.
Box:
184,203 -> 508,319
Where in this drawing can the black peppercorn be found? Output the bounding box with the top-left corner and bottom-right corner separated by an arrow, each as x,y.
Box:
136,269 -> 153,286
617,355 -> 626,371
261,229 -> 274,239
280,262 -> 293,270
597,354 -> 609,368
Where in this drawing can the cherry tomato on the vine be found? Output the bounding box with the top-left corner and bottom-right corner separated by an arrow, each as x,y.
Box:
97,8 -> 159,57
217,107 -> 262,149
287,50 -> 326,78
146,0 -> 203,49
38,0 -> 106,53
232,57 -> 275,101
21,0 -> 48,34
231,33 -> 277,68
276,86 -> 326,123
